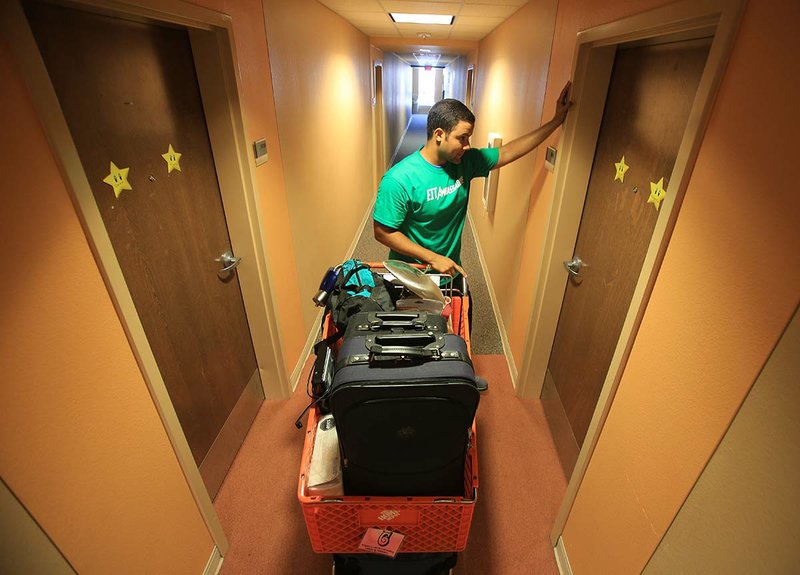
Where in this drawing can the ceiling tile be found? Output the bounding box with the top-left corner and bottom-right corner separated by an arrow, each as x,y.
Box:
319,0 -> 385,12
331,0 -> 525,49
398,26 -> 451,39
453,15 -> 504,27
461,0 -> 526,4
337,11 -> 394,25
457,3 -> 519,17
380,1 -> 462,15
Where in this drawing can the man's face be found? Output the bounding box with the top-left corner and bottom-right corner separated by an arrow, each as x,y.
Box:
436,120 -> 473,164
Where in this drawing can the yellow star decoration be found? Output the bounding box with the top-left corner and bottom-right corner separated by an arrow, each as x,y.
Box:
614,155 -> 629,183
162,144 -> 182,173
648,177 -> 667,211
102,161 -> 132,198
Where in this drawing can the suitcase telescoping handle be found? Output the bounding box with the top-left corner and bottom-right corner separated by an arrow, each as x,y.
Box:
367,311 -> 428,330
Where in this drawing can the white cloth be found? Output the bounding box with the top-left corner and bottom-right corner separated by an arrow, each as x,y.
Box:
307,415 -> 343,496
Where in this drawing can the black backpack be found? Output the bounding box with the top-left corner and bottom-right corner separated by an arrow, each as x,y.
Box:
326,259 -> 395,334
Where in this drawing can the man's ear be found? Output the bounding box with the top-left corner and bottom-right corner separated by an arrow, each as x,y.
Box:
433,128 -> 446,144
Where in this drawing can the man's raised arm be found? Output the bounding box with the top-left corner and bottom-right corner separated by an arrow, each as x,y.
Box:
496,81 -> 573,169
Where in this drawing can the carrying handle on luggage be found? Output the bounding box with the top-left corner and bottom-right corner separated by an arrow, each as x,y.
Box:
367,311 -> 427,330
336,332 -> 471,369
365,332 -> 445,357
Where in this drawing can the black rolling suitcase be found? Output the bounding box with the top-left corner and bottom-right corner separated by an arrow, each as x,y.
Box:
329,327 -> 478,497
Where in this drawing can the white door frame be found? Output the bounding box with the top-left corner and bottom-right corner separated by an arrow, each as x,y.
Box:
3,0 -> 292,552
510,0 -> 746,543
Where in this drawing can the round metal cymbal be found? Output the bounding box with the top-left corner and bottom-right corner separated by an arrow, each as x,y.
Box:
383,260 -> 445,304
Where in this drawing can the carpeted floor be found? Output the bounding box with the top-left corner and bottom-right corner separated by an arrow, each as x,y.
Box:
391,114 -> 427,164
214,355 -> 567,574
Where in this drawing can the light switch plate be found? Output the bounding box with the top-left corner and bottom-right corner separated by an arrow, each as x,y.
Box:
544,146 -> 557,171
253,139 -> 268,166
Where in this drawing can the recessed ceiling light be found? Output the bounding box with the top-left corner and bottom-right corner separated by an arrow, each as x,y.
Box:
419,48 -> 431,53
390,13 -> 455,25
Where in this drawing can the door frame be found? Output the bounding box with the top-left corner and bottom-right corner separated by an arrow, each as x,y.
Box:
510,0 -> 746,544
465,64 -> 475,109
3,0 -> 293,553
372,58 -> 386,188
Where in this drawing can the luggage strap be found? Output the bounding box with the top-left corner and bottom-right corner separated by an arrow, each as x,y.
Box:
335,349 -> 472,370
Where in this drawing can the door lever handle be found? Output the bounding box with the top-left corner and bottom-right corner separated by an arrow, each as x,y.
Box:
563,256 -> 584,278
216,250 -> 241,273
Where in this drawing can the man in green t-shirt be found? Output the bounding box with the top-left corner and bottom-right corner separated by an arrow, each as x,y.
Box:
373,82 -> 572,279
372,83 -> 572,392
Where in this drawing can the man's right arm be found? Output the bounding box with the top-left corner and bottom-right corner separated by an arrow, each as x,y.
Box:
373,221 -> 466,277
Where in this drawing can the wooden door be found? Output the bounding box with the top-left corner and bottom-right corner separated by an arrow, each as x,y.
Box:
547,38 -> 711,450
26,2 -> 261,497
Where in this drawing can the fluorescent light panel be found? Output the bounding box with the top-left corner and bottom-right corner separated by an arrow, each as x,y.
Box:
390,13 -> 454,25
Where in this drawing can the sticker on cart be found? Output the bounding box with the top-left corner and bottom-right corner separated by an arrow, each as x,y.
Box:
359,508 -> 419,526
359,528 -> 405,557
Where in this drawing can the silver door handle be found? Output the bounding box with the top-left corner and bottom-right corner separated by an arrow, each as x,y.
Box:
563,256 -> 584,278
215,250 -> 241,273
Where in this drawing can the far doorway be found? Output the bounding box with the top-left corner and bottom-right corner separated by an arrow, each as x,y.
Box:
373,62 -> 386,187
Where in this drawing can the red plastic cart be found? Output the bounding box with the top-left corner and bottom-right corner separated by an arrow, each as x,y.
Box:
297,263 -> 478,554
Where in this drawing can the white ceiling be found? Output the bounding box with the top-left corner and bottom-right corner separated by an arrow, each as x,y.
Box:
317,0 -> 528,63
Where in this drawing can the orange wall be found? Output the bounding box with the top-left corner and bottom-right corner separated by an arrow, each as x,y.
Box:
382,51 -> 413,166
0,40 -> 213,573
467,0 -> 558,335
445,55 -> 467,101
263,0 -> 374,331
547,1 -> 800,572
643,309 -> 800,573
222,0 -> 306,375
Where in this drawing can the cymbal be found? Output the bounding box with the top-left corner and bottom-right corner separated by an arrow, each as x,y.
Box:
383,260 -> 445,304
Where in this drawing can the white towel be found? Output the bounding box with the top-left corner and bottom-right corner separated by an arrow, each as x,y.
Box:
307,415 -> 343,496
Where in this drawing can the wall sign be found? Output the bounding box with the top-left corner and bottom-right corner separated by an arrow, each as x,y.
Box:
648,177 -> 666,210
614,155 -> 629,183
162,144 -> 182,173
103,161 -> 132,198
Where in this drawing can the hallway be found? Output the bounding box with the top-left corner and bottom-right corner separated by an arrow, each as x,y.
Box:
3,0 -> 798,573
213,111 -> 566,573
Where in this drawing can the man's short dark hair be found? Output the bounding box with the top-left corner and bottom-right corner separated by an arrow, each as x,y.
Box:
427,99 -> 475,140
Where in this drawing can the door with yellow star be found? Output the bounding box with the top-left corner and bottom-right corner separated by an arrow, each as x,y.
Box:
546,37 -> 712,473
26,2 -> 261,499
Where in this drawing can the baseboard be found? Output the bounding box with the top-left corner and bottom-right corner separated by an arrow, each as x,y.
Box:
204,546 -> 223,575
466,212 -> 519,386
290,307 -> 324,392
291,195 -> 377,392
388,114 -> 413,167
554,537 -> 573,575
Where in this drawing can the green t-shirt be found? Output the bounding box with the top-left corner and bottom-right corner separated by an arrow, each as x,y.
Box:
373,147 -> 499,267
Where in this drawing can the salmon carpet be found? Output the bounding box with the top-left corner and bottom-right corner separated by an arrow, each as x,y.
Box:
214,355 -> 567,574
